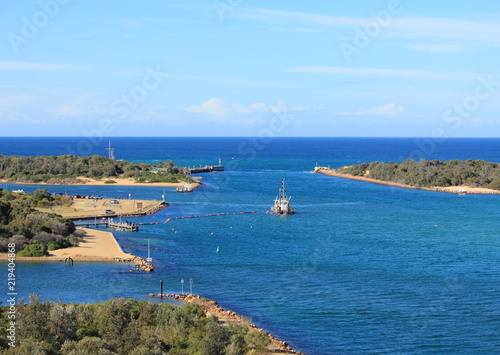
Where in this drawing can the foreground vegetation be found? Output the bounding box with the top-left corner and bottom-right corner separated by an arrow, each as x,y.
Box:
0,155 -> 194,184
336,159 -> 500,190
0,295 -> 271,354
0,189 -> 82,255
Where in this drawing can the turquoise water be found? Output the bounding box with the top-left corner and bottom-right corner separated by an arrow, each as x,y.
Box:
1,137 -> 499,354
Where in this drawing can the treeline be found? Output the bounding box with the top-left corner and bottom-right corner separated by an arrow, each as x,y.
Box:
0,155 -> 194,184
0,189 -> 83,255
0,295 -> 271,354
337,159 -> 500,190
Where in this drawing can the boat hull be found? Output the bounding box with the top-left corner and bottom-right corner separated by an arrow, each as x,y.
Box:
267,209 -> 295,215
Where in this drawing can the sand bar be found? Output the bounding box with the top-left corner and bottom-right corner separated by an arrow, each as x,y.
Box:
0,176 -> 197,188
315,167 -> 500,195
0,228 -> 136,262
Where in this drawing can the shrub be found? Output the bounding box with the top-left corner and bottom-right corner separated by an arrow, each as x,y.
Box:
47,241 -> 59,250
0,297 -> 274,354
18,240 -> 48,257
489,179 -> 500,191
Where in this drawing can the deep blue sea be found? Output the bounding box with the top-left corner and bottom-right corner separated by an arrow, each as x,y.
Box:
0,137 -> 499,354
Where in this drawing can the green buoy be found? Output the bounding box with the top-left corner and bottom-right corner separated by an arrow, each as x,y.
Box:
216,246 -> 220,253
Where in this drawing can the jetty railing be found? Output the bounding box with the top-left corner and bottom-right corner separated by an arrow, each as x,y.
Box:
75,219 -> 139,232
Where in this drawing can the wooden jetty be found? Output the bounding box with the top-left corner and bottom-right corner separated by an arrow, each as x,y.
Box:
76,219 -> 139,231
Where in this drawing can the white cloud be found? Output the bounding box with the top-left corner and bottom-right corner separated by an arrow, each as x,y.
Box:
0,94 -> 32,108
293,105 -> 323,111
50,93 -> 113,118
284,66 -> 478,81
0,62 -> 82,71
184,98 -> 270,117
340,103 -> 404,116
52,104 -> 85,117
94,17 -> 178,27
237,8 -> 365,27
391,17 -> 500,44
236,8 -> 500,45
406,44 -> 470,53
184,98 -> 322,118
294,27 -> 327,33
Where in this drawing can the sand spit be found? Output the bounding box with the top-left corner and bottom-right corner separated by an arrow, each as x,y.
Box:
0,228 -> 137,263
1,176 -> 198,187
315,167 -> 500,195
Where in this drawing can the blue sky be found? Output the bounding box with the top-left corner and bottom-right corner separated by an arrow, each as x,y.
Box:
1,0 -> 500,137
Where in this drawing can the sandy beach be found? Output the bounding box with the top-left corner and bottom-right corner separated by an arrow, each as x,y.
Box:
315,167 -> 500,195
50,228 -> 135,260
74,176 -> 190,187
0,228 -> 136,262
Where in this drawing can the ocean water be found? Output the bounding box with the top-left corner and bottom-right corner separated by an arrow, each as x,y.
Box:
0,137 -> 499,354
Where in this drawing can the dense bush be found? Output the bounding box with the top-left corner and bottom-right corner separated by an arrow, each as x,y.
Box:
0,189 -> 82,253
336,159 -> 500,190
0,295 -> 270,354
0,155 -> 194,184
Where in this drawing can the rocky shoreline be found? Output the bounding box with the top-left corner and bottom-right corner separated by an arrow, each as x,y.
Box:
149,293 -> 304,355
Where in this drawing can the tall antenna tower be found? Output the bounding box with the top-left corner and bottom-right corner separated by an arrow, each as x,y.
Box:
106,140 -> 115,160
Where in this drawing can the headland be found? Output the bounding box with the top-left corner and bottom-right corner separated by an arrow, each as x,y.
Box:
149,293 -> 303,355
315,167 -> 500,195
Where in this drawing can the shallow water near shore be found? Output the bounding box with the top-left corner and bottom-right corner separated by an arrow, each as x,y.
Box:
1,137 -> 499,354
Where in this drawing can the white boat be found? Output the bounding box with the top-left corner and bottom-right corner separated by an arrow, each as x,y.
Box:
12,189 -> 25,193
269,178 -> 295,215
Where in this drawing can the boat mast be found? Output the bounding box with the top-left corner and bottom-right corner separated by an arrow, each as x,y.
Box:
279,178 -> 290,201
282,178 -> 286,200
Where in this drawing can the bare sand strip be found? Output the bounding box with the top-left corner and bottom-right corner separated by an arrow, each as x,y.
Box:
72,177 -> 202,190
315,167 -> 500,195
0,177 -> 202,190
149,294 -> 303,355
0,228 -> 136,262
73,176 -> 184,187
37,198 -> 167,220
2,176 -> 179,187
48,228 -> 135,261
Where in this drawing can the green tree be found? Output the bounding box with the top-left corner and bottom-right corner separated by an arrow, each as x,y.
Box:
245,330 -> 271,351
60,337 -> 115,355
16,294 -> 51,343
33,188 -> 53,202
200,322 -> 230,355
